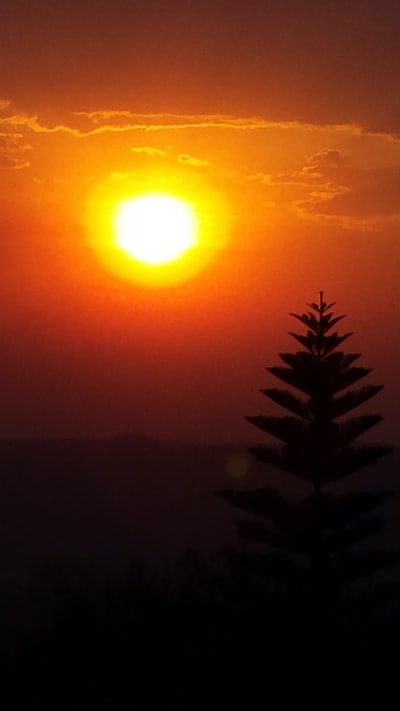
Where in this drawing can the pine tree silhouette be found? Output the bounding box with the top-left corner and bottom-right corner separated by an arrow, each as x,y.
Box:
218,293 -> 399,685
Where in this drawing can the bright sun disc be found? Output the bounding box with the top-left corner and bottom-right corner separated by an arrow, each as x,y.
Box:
114,193 -> 199,265
86,174 -> 232,286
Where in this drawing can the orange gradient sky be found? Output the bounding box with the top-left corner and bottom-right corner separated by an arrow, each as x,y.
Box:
1,0 -> 400,443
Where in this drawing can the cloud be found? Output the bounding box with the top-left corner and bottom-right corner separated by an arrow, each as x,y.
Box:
0,132 -> 27,150
178,153 -> 211,167
0,104 -> 377,140
129,146 -> 210,167
244,148 -> 400,226
307,167 -> 400,219
74,109 -> 279,133
0,154 -> 30,169
303,149 -> 346,175
288,148 -> 400,220
244,162 -> 347,206
3,98 -> 400,226
0,130 -> 31,169
130,146 -> 167,157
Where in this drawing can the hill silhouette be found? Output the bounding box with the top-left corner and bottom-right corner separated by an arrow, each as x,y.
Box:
0,435 -> 255,577
0,434 -> 398,577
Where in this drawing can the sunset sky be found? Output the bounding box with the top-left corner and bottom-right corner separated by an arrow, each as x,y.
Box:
1,0 -> 400,444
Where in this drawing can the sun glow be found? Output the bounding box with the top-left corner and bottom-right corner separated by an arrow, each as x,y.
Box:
85,173 -> 232,286
114,194 -> 198,265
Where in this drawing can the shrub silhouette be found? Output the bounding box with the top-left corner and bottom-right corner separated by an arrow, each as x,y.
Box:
218,293 -> 400,686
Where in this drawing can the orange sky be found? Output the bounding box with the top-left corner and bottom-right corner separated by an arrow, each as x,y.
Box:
1,0 -> 399,443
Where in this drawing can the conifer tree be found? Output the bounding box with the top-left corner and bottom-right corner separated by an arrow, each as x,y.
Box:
218,293 -> 399,679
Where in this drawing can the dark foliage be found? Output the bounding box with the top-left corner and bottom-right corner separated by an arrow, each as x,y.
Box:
2,554 -> 400,707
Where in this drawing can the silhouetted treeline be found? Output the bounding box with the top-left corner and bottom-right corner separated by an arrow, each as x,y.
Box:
1,551 -> 400,707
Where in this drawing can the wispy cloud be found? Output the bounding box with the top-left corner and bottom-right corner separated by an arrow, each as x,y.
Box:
3,98 -> 400,228
130,146 -> 167,157
290,150 -> 400,224
129,146 -> 211,168
0,155 -> 30,169
0,130 -> 31,170
303,149 -> 346,175
1,105 -> 387,140
178,153 -> 211,167
242,149 -> 391,228
304,167 -> 400,219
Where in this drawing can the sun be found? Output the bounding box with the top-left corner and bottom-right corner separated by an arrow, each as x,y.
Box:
113,193 -> 199,266
85,173 -> 232,286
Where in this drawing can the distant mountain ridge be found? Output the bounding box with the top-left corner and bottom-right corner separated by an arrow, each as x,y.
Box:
0,435 -> 256,578
0,435 -> 398,579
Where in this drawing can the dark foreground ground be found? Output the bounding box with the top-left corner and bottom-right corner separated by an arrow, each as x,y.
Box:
0,436 -> 399,706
